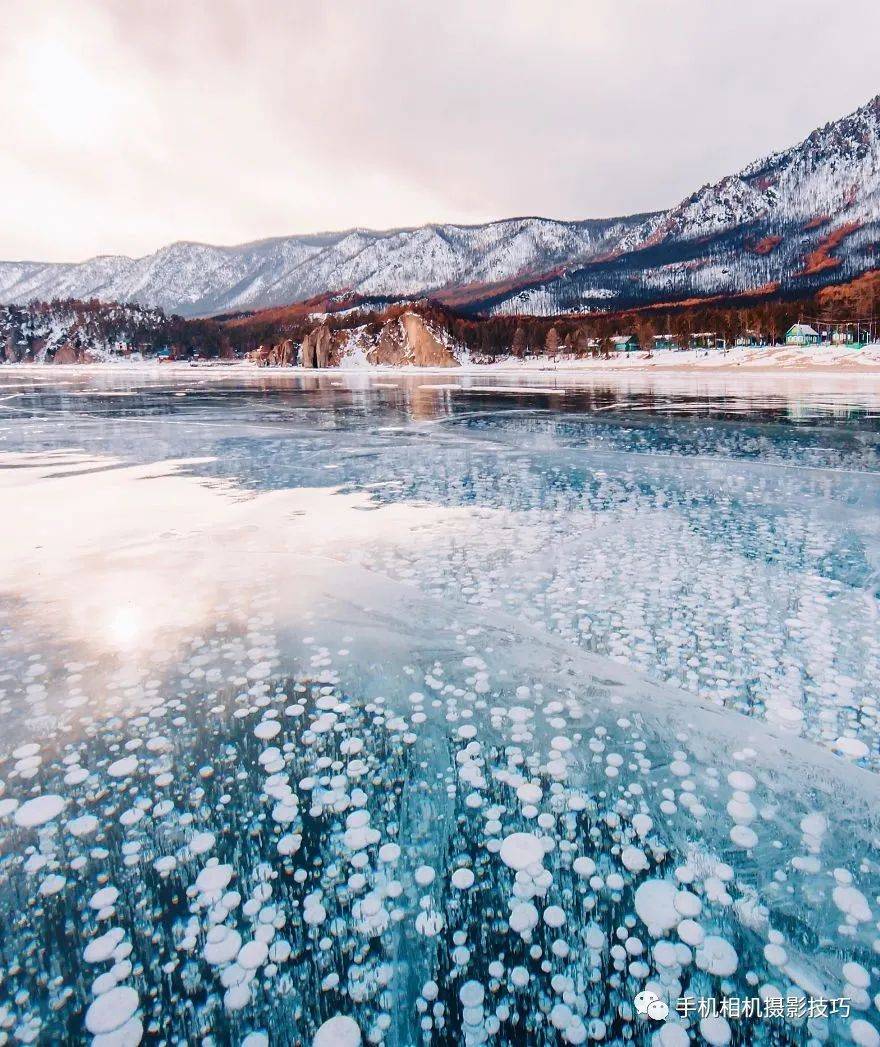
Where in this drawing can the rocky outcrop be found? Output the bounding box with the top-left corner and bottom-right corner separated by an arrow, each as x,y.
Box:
249,339 -> 298,366
53,344 -> 81,364
52,343 -> 104,364
296,312 -> 460,369
378,312 -> 459,367
300,325 -> 336,368
401,312 -> 459,365
4,331 -> 21,361
275,339 -> 296,365
294,312 -> 460,368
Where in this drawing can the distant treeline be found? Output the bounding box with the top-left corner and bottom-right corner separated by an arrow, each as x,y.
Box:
4,269 -> 878,361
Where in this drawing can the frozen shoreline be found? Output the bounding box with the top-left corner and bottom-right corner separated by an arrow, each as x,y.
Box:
6,343 -> 880,376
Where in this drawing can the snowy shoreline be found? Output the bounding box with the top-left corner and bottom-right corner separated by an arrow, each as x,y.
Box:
7,343 -> 880,376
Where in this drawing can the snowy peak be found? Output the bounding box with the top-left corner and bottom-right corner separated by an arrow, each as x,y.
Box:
739,93 -> 880,223
648,94 -> 880,245
656,175 -> 774,242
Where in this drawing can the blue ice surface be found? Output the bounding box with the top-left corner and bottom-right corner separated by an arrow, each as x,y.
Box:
0,368 -> 878,1046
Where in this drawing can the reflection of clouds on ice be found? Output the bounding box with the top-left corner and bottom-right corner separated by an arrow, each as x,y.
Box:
0,372 -> 878,1046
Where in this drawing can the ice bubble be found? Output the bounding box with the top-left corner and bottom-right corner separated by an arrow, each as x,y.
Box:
653,941 -> 678,968
543,905 -> 566,928
224,984 -> 251,1011
241,1035 -> 269,1047
621,846 -> 649,873
459,981 -> 485,1008
344,824 -> 380,850
269,940 -> 291,963
730,825 -> 758,849
68,814 -> 99,837
237,940 -> 269,969
695,936 -> 738,977
833,885 -> 872,923
727,771 -> 756,792
277,833 -> 302,856
634,880 -> 680,934
303,903 -> 327,926
272,803 -> 299,825
83,929 -> 125,964
39,874 -> 66,896
0,798 -> 19,818
93,972 -> 118,995
516,783 -> 542,804
509,902 -> 539,935
90,886 -> 119,910
190,831 -> 216,855
843,961 -> 870,989
700,1015 -> 732,1045
108,756 -> 138,778
674,891 -> 701,918
195,864 -> 234,894
415,910 -> 444,936
500,832 -> 544,871
657,1022 -> 689,1047
800,812 -> 827,837
203,927 -> 242,965
13,794 -> 65,827
572,856 -> 597,878
631,814 -> 652,838
452,868 -> 475,889
91,1015 -> 143,1046
254,721 -> 281,740
415,866 -> 436,887
84,985 -> 139,1034
313,1015 -> 361,1047
353,893 -> 388,936
834,736 -> 869,759
850,1019 -> 880,1047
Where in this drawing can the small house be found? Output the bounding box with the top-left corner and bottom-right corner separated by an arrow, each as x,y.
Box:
735,331 -> 763,347
785,323 -> 820,347
689,332 -> 724,351
610,335 -> 640,353
653,334 -> 678,351
828,324 -> 872,346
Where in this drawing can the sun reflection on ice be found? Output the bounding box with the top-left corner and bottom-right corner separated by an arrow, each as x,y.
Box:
104,606 -> 141,648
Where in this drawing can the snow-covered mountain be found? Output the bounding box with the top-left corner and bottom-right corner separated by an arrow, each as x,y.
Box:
0,216 -> 659,317
1,95 -> 878,317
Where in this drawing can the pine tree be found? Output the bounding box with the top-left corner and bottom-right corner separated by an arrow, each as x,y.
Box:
511,326 -> 527,358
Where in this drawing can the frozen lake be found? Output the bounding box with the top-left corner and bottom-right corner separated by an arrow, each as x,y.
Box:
0,368 -> 879,1046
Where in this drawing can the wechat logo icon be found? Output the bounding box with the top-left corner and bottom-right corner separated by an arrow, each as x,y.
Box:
634,990 -> 670,1021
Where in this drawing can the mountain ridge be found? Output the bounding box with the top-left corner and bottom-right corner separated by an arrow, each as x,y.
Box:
1,95 -> 878,317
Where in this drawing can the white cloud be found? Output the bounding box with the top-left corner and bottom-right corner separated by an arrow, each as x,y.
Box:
1,0 -> 878,260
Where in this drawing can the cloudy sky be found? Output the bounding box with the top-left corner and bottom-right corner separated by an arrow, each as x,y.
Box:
2,0 -> 879,262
